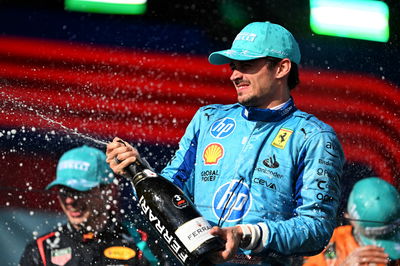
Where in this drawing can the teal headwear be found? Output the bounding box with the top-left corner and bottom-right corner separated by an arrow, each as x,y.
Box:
46,145 -> 114,191
347,177 -> 400,259
208,21 -> 301,65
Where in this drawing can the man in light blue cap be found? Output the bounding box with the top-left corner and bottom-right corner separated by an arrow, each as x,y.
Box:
345,177 -> 399,263
20,145 -> 153,265
108,21 -> 344,265
45,145 -> 115,229
304,177 -> 399,265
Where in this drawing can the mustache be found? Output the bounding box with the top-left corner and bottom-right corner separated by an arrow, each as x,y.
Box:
233,78 -> 250,86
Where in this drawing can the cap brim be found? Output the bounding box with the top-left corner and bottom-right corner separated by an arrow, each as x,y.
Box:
45,179 -> 99,192
360,231 -> 400,260
208,49 -> 266,65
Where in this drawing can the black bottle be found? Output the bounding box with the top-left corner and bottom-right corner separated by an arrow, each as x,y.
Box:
124,158 -> 225,265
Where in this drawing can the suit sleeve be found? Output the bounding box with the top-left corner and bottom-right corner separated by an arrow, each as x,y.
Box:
161,108 -> 204,198
19,241 -> 42,266
258,130 -> 344,256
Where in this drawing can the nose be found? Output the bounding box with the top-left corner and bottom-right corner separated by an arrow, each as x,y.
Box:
64,195 -> 77,205
230,69 -> 243,82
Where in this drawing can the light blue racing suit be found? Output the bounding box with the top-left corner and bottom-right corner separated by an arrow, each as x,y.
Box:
161,98 -> 344,265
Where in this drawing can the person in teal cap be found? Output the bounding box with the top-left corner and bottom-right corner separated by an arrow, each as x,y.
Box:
107,21 -> 344,265
304,177 -> 399,265
19,145 -> 154,265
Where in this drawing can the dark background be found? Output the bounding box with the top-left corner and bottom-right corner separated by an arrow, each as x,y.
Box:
1,0 -> 399,85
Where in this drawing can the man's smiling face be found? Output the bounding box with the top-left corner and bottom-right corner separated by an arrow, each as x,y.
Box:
230,58 -> 287,109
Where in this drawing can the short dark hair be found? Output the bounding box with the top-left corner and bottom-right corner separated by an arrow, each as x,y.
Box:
265,57 -> 300,90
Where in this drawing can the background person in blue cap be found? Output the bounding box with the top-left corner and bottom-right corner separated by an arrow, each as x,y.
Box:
19,145 -> 152,265
304,177 -> 400,266
107,21 -> 344,265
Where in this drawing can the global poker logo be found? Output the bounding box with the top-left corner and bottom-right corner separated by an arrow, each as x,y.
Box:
210,118 -> 236,139
212,180 -> 252,222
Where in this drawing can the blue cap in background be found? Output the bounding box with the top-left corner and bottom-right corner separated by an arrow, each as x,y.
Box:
46,145 -> 114,191
348,177 -> 400,260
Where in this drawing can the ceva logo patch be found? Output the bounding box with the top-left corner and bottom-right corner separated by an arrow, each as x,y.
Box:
210,118 -> 236,139
212,180 -> 252,222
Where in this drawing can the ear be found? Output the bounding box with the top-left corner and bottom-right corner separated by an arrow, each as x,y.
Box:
275,58 -> 291,79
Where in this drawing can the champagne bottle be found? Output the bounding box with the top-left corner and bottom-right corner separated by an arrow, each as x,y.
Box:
124,157 -> 225,265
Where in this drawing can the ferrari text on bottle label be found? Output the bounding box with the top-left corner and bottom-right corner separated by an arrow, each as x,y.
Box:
138,195 -> 189,263
175,217 -> 214,252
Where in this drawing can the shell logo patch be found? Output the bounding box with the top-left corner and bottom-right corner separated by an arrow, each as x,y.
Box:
104,246 -> 136,260
203,143 -> 224,165
272,128 -> 293,149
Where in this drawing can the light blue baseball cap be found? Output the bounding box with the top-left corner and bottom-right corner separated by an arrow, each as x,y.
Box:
46,145 -> 114,191
209,21 -> 301,65
347,177 -> 400,260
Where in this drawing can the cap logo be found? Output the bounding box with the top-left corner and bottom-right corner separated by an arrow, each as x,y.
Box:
59,160 -> 90,171
235,32 -> 257,42
267,48 -> 289,57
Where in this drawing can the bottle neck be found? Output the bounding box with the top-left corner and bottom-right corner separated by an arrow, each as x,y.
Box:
125,161 -> 158,186
125,159 -> 148,180
131,171 -> 149,186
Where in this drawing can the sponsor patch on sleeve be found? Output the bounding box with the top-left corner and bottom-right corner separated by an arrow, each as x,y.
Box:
271,128 -> 293,149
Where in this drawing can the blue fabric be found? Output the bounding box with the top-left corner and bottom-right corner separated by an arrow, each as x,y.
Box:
294,149 -> 306,210
242,98 -> 297,122
161,100 -> 344,264
170,130 -> 199,188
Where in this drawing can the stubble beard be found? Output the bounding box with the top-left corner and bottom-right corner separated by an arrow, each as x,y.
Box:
238,93 -> 258,108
